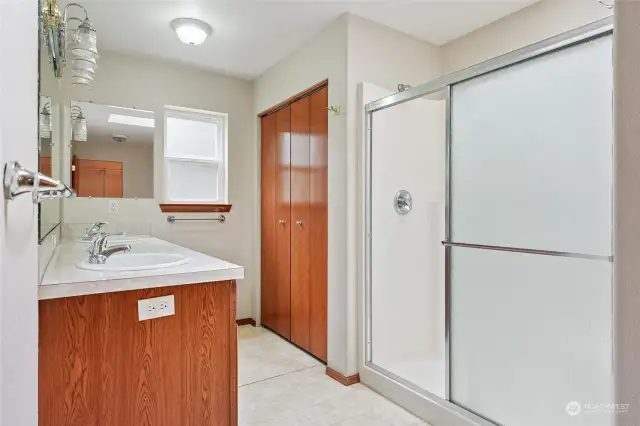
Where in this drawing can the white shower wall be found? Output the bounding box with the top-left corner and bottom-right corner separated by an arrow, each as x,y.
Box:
369,84 -> 447,398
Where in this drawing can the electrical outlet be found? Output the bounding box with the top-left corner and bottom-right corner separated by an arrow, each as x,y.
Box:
108,199 -> 119,214
138,295 -> 175,321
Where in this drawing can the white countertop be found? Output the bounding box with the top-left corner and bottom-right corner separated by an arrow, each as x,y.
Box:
39,237 -> 244,300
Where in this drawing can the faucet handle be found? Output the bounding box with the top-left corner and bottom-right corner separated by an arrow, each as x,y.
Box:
91,232 -> 116,255
93,221 -> 108,230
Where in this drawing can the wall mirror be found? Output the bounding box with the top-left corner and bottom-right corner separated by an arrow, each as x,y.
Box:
69,101 -> 155,199
38,92 -> 62,243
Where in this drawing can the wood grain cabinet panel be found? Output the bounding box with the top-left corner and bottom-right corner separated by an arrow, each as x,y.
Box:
39,281 -> 237,426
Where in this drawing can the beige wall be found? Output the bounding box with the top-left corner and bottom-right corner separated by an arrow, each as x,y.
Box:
254,13 -> 442,376
72,137 -> 154,199
440,0 -> 612,74
55,51 -> 256,319
254,15 -> 349,373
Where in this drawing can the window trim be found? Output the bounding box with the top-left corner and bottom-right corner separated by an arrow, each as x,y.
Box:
162,105 -> 228,205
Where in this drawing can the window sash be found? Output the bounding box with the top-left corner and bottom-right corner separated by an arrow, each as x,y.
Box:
162,107 -> 228,204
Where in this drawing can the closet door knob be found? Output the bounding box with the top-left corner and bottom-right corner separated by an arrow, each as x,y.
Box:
296,220 -> 303,227
278,220 -> 285,226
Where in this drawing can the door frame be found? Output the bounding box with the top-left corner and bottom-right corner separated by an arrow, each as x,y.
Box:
0,0 -> 40,424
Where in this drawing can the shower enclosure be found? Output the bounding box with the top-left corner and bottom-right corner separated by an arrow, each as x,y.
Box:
361,17 -> 613,426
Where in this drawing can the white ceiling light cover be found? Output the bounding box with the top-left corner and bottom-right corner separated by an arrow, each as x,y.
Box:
170,18 -> 212,46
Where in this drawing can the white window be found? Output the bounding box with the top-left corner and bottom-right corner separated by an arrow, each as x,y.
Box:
163,106 -> 228,204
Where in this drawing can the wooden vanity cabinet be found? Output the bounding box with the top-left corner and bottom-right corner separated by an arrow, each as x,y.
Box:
39,281 -> 238,426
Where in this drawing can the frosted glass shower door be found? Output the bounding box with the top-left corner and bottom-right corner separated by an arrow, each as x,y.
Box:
449,35 -> 613,426
369,89 -> 447,398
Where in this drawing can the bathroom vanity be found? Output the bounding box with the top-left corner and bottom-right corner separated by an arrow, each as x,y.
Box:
38,238 -> 243,426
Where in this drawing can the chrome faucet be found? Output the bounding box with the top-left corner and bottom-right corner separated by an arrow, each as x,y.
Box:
88,234 -> 131,264
81,221 -> 108,241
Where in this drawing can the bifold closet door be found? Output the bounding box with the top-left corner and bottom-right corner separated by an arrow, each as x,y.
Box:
260,112 -> 278,333
308,87 -> 328,362
273,106 -> 292,339
261,85 -> 327,362
290,97 -> 311,351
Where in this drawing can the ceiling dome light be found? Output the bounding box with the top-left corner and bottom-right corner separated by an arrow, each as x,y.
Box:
170,18 -> 212,46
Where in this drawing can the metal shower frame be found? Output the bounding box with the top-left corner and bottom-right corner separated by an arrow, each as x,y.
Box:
363,16 -> 613,426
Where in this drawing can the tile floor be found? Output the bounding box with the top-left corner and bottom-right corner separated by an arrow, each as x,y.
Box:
238,325 -> 430,426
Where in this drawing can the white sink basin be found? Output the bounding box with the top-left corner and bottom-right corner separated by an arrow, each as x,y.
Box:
76,235 -> 146,245
76,253 -> 190,272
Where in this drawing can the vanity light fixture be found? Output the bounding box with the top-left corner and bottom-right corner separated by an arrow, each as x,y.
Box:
41,0 -> 99,84
39,102 -> 52,139
170,18 -> 212,46
71,105 -> 88,141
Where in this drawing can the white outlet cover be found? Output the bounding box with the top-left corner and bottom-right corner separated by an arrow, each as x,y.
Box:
138,295 -> 175,321
108,199 -> 119,214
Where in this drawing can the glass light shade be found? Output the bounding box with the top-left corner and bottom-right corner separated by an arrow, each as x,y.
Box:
71,76 -> 93,87
72,117 -> 87,141
68,18 -> 98,57
170,18 -> 212,46
72,58 -> 98,73
72,69 -> 95,80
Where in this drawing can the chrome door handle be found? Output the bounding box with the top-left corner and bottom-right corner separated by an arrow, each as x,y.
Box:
278,220 -> 286,226
296,220 -> 303,227
3,161 -> 76,203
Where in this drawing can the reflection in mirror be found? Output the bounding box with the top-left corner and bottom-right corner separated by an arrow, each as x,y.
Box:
39,94 -> 61,242
69,101 -> 154,199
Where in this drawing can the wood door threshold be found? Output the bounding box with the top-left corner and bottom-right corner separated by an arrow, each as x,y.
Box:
326,367 -> 360,386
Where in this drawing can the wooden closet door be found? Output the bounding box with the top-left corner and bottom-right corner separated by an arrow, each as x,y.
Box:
309,87 -> 328,361
104,168 -> 123,198
78,166 -> 105,197
290,97 -> 311,351
260,113 -> 278,332
273,106 -> 292,339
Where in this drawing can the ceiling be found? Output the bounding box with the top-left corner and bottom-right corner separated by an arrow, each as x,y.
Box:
75,101 -> 154,146
64,0 -> 536,79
